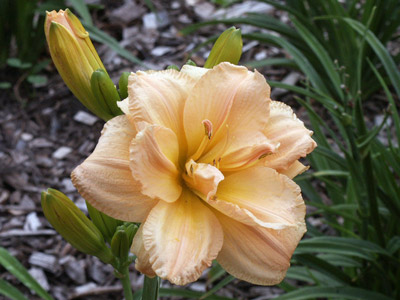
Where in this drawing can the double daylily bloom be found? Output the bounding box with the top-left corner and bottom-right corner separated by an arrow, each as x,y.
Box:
72,62 -> 316,285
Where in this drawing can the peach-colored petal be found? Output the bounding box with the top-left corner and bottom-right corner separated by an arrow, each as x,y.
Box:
183,63 -> 250,157
71,116 -> 157,222
185,64 -> 273,171
128,69 -> 195,147
280,160 -> 309,179
217,138 -> 276,172
130,125 -> 182,203
142,189 -> 223,285
183,159 -> 224,200
131,225 -> 156,277
263,101 -> 317,171
215,210 -> 306,285
180,65 -> 209,81
207,166 -> 305,228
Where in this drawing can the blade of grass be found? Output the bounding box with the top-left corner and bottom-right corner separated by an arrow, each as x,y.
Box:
342,17 -> 400,99
200,275 -> 235,299
0,247 -> 54,300
290,16 -> 344,99
84,23 -> 144,66
0,279 -> 29,300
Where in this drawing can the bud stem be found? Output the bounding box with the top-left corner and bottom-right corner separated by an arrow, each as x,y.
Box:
120,266 -> 133,300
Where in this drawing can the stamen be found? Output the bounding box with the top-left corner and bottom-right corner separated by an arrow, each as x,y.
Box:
190,120 -> 213,161
202,119 -> 213,139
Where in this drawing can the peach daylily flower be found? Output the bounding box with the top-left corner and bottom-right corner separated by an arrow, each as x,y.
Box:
71,62 -> 316,285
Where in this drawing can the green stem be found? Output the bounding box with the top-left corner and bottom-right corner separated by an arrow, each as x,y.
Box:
120,267 -> 133,300
142,276 -> 160,300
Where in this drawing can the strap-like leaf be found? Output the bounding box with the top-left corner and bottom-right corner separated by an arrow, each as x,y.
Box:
0,247 -> 54,300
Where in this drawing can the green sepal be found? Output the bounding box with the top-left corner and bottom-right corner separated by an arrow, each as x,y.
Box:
204,26 -> 242,68
41,189 -> 114,264
91,69 -> 123,118
86,201 -> 123,245
118,72 -> 130,99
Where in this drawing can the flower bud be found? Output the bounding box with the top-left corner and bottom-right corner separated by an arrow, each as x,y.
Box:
44,9 -> 114,121
204,27 -> 242,68
118,72 -> 130,99
111,223 -> 138,262
86,201 -> 123,244
41,189 -> 114,264
90,69 -> 123,117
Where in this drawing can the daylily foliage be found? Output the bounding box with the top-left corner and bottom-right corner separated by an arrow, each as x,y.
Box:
71,62 -> 316,285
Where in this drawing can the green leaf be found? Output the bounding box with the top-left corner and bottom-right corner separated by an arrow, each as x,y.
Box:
273,286 -> 393,300
27,75 -> 47,86
295,237 -> 391,260
387,236 -> 400,255
7,58 -> 32,69
290,16 -> 344,99
0,82 -> 11,89
243,33 -> 330,96
294,254 -> 352,284
318,254 -> 362,268
245,57 -> 297,69
342,17 -> 400,99
207,261 -> 226,284
0,279 -> 29,300
200,275 -> 235,299
0,247 -> 54,300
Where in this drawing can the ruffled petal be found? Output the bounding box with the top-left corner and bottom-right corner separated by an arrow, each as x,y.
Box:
263,101 -> 317,171
142,189 -> 223,285
280,160 -> 309,179
131,225 -> 156,277
130,125 -> 182,203
207,165 -> 305,228
128,69 -> 195,147
183,63 -> 250,157
216,211 -> 306,285
180,65 -> 209,81
71,116 -> 157,222
183,159 -> 224,200
184,63 -> 273,171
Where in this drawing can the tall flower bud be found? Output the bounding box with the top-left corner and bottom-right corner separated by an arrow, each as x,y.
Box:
204,27 -> 242,68
41,188 -> 114,264
44,9 -> 114,121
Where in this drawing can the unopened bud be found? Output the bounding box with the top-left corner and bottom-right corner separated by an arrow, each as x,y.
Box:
41,189 -> 113,264
90,69 -> 123,117
45,9 -> 114,121
204,27 -> 242,68
111,223 -> 138,263
86,201 -> 123,245
118,72 -> 130,99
